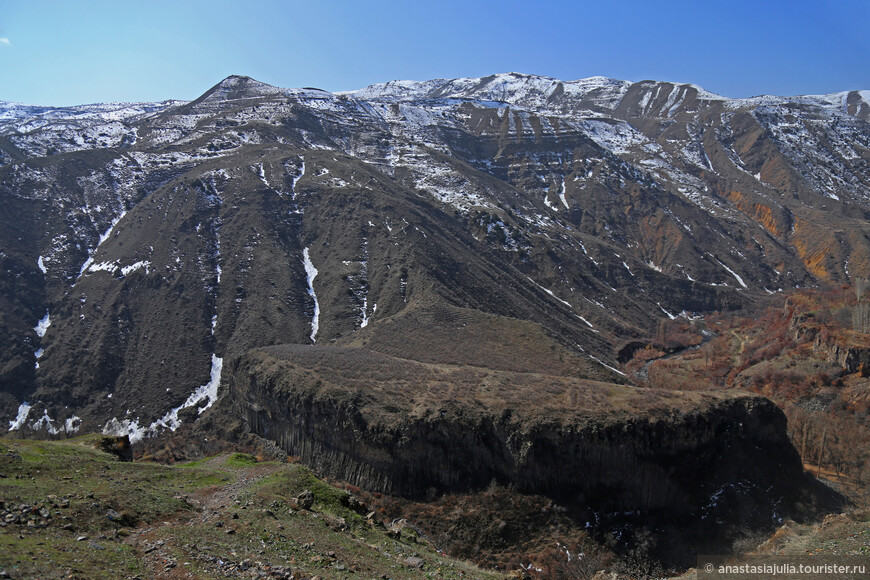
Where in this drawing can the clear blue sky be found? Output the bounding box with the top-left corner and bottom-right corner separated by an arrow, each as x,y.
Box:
1,0 -> 867,106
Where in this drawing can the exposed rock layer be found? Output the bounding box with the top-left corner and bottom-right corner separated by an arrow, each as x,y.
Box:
230,346 -> 818,530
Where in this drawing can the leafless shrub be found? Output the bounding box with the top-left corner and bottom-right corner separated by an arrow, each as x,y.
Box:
855,278 -> 870,301
853,302 -> 870,333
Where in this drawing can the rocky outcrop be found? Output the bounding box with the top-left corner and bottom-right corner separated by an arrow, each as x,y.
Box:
228,347 -> 821,527
787,300 -> 870,376
813,336 -> 870,376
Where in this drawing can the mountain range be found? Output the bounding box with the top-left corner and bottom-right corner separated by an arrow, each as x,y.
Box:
2,72 -> 868,436
1,72 -> 867,566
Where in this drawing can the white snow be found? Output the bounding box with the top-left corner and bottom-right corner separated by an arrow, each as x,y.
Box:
361,302 -> 377,328
98,211 -> 126,246
34,347 -> 44,359
255,163 -> 269,187
638,90 -> 652,113
589,355 -> 627,377
360,297 -> 371,328
29,409 -> 62,435
8,402 -> 31,431
543,187 -> 559,211
18,408 -> 79,435
195,355 -> 223,413
37,256 -> 47,274
64,415 -> 82,434
77,210 -> 127,279
580,118 -> 650,155
292,157 -> 306,194
102,417 -> 147,444
712,256 -> 748,288
346,73 -> 631,113
80,259 -> 152,277
303,247 -> 320,342
559,178 -> 569,210
103,354 -> 223,443
120,260 -> 151,276
526,276 -> 572,308
34,311 -> 51,338
658,303 -> 678,320
87,261 -> 117,273
151,354 -> 224,432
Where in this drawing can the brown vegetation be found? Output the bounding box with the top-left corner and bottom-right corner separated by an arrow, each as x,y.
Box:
628,286 -> 870,504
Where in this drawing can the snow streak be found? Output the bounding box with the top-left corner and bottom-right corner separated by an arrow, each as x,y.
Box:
8,402 -> 31,431
77,211 -> 127,279
303,247 -> 320,342
102,354 -> 223,443
34,311 -> 51,338
292,157 -> 305,195
712,256 -> 748,288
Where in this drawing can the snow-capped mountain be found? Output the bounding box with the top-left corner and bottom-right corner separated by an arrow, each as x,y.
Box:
1,72 -> 869,439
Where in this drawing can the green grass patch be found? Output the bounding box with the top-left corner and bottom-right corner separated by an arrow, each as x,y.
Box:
224,452 -> 259,467
0,438 -> 501,579
255,465 -> 360,517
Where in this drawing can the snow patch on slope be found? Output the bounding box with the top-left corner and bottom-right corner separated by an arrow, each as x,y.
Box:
149,354 -> 224,432
712,256 -> 748,288
589,355 -> 627,377
559,177 -> 569,209
292,157 -> 306,195
83,260 -> 152,277
303,247 -> 320,342
34,311 -> 51,338
102,417 -> 146,443
8,402 -> 31,431
102,354 -> 223,444
77,210 -> 127,279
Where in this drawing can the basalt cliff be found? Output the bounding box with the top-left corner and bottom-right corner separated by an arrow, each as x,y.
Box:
1,72 -> 864,565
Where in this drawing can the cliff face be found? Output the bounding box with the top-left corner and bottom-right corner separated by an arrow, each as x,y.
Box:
228,346 -> 821,531
786,299 -> 870,376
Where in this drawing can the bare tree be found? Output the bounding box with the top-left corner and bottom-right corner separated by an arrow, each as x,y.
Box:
853,302 -> 870,333
855,278 -> 870,301
817,427 -> 828,478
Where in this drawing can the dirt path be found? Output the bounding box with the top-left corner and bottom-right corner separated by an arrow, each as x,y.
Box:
126,457 -> 284,579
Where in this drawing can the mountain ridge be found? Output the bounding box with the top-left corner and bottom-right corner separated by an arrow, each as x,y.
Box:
0,70 -> 868,442
2,69 -> 865,571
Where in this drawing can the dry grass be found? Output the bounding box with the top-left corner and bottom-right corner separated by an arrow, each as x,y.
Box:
254,342 -> 747,430
346,303 -> 611,379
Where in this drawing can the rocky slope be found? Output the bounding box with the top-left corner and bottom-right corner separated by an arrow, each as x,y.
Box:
1,71 -> 864,572
0,437 -> 500,579
1,73 -> 868,436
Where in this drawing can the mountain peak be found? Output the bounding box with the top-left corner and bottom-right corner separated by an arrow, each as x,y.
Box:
193,75 -> 283,105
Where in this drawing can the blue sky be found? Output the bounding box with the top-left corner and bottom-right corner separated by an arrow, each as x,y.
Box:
0,0 -> 867,105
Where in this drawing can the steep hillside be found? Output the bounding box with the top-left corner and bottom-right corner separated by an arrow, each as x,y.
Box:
2,73 -> 868,435
2,71 -> 867,577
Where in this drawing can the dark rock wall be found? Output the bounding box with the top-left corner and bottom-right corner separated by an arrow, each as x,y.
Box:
230,352 -> 805,518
